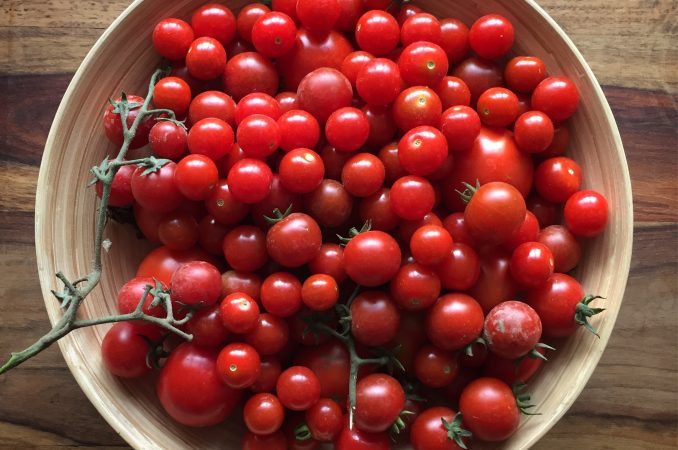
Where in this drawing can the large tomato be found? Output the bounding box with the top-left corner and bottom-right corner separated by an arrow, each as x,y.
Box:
444,127 -> 533,212
157,343 -> 242,427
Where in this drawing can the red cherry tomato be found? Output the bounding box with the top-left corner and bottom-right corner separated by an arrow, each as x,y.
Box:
531,76 -> 580,122
217,343 -> 261,389
153,18 -> 195,61
354,373 -> 405,433
459,377 -> 519,441
468,14 -> 514,60
277,366 -> 322,411
355,10 -> 400,56
252,12 -> 297,58
510,242 -> 555,287
243,393 -> 285,435
483,300 -> 543,359
564,190 -> 609,237
186,37 -> 227,80
426,293 -> 484,351
344,230 -> 401,286
101,322 -> 162,378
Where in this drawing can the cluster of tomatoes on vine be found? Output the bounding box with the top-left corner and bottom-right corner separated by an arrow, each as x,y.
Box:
96,0 -> 610,449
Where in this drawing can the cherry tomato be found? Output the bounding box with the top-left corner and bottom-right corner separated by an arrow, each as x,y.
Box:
295,340 -> 350,403
341,51 -> 375,89
356,58 -> 401,106
267,212 -> 322,267
102,94 -> 154,149
468,14 -> 514,60
277,366 -> 322,411
334,419 -> 390,450
326,107 -> 370,153
222,225 -> 268,272
410,406 -> 466,450
399,41 -> 449,87
390,175 -> 435,221
564,190 -> 609,237
101,322 -> 161,378
227,158 -> 273,204
278,109 -> 321,152
514,111 -> 554,153
252,12 -> 297,58
410,225 -> 453,266
298,68 -> 353,124
149,121 -> 188,160
205,179 -> 250,225
504,56 -> 547,93
401,13 -> 441,46
217,343 -> 261,389
170,261 -> 222,307
398,212 -> 443,243
436,76 -> 471,109
297,0 -> 341,34
131,162 -> 184,213
355,10 -> 400,56
251,356 -> 283,393
245,313 -> 290,356
188,117 -> 234,161
278,29 -> 353,91
188,90 -> 236,127
482,350 -> 544,385
237,3 -> 271,43
363,104 -> 398,148
393,86 -> 443,132
503,211 -> 539,252
186,37 -> 227,80
484,300 -> 542,359
153,18 -> 195,61
116,276 -> 166,318
439,105 -> 481,153
440,18 -> 470,65
276,91 -> 299,112
435,243 -> 480,291
157,343 -> 242,427
452,57 -> 503,104
304,179 -> 353,228
510,241 -> 555,287
154,77 -> 191,116
442,212 -> 477,247
400,128 -> 448,179
95,164 -> 135,207
477,87 -> 519,128
527,194 -> 559,227
467,250 -> 518,314
531,76 -> 580,122
354,373 -> 405,433
302,274 -> 339,311
414,344 -> 459,388
224,52 -> 279,100
309,243 -> 347,283
459,377 -> 520,441
158,211 -> 200,251
260,272 -> 303,317
234,92 -> 282,124
191,3 -> 236,45
344,230 -> 401,286
426,293 -> 484,351
306,398 -> 344,441
244,393 -> 285,435
359,188 -> 401,231
197,215 -> 230,255
342,153 -> 385,197
464,181 -> 526,244
351,291 -> 400,346
136,245 -> 216,286
174,154 -> 218,201
237,114 -> 281,158
538,225 -> 582,273
535,156 -> 582,203
221,270 -> 262,299
220,292 -> 260,334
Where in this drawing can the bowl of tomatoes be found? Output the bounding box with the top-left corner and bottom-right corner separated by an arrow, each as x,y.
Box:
35,0 -> 632,448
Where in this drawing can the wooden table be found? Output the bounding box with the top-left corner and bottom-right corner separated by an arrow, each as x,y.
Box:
1,1 -> 676,448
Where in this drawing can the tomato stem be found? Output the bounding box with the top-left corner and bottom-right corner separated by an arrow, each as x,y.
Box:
575,295 -> 606,337
0,67 -> 195,376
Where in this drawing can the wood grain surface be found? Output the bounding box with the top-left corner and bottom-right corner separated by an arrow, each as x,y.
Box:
0,0 -> 676,449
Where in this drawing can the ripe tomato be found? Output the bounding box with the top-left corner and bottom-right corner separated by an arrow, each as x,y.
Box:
504,56 -> 547,93
464,181 -> 526,245
301,274 -> 339,311
354,373 -> 405,433
401,13 -> 441,46
350,290 -> 400,346
483,300 -> 542,359
217,343 -> 261,389
391,176 -> 435,221
237,3 -> 271,43
356,58 -> 401,107
198,216 -> 228,255
298,68 -> 353,124
503,211 -> 539,252
468,14 -> 514,60
442,212 -> 477,247
514,110 -> 554,153
220,292 -> 260,334
276,91 -> 299,112
537,225 -> 581,273
170,261 -> 222,307
467,250 -> 518,314
149,121 -> 188,160
414,344 -> 459,388
153,18 -> 195,61
278,109 -> 321,152
103,95 -> 154,149
363,104 -> 398,148
95,164 -> 135,207
154,76 -> 191,116
277,366 -> 322,411
309,243 -> 347,283
378,143 -> 407,184
266,212 -> 322,267
476,87 -> 519,128
435,243 -> 481,291
205,179 -> 250,225
191,3 -> 236,46
279,148 -> 325,194
325,107 -> 370,153
531,76 -> 580,122
482,350 -> 544,385
410,225 -> 453,266
527,194 -> 559,227
426,293 -> 484,351
136,245 -> 216,286
344,230 -> 401,286
278,29 -> 353,91
355,10 -> 400,56
237,114 -> 281,158
439,105 -> 481,153
297,0 -> 340,33
393,86 -> 443,132
227,158 -> 273,204
410,406 -> 467,450
243,393 -> 285,435
535,156 -> 582,203
131,162 -> 184,213
186,37 -> 227,80
157,211 -> 200,251
341,51 -> 375,89
510,241 -> 555,287
341,153 -> 385,198
445,127 -> 533,212
187,118 -> 234,161
224,52 -> 279,100
399,41 -> 449,87
157,343 -> 242,427
452,57 -> 503,104
175,154 -> 218,201
304,179 -> 354,228
101,322 -> 162,378
459,377 -> 519,441
398,126 -> 448,176
251,12 -> 297,58
436,76 -> 471,109
222,225 -> 268,272
295,340 -> 350,402
188,90 -> 236,127
245,313 -> 290,356
306,398 -> 344,441
564,190 -> 609,237
261,272 -> 303,317
116,276 -> 166,317
334,419 -> 390,450
251,356 -> 283,393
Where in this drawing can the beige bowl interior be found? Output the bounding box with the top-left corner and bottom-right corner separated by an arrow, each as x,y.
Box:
35,0 -> 633,448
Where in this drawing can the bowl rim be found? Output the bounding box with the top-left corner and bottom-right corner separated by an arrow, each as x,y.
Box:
34,0 -> 634,448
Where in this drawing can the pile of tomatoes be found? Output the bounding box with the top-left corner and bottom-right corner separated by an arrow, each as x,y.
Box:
97,1 -> 610,448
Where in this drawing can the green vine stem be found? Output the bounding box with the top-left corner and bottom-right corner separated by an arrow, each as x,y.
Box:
0,67 -> 193,376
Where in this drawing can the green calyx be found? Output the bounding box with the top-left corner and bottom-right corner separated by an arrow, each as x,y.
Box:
575,295 -> 606,337
460,336 -> 487,357
263,203 -> 294,225
455,179 -> 481,204
337,220 -> 372,245
294,423 -> 312,441
512,382 -> 540,416
441,413 -> 472,449
389,410 -> 416,442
